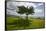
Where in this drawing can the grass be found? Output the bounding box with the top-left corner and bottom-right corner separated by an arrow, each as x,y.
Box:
6,16 -> 45,30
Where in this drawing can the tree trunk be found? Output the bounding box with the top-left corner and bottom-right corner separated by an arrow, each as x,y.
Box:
26,14 -> 28,21
24,13 -> 29,28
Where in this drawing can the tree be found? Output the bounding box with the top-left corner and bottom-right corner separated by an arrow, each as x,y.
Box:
17,6 -> 34,27
17,6 -> 34,20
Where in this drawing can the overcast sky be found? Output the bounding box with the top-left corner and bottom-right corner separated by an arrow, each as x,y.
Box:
7,1 -> 45,17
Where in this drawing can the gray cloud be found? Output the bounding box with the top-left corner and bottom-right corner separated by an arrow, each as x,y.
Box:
7,1 -> 45,17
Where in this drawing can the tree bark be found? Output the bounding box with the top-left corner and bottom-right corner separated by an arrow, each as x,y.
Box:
26,14 -> 28,21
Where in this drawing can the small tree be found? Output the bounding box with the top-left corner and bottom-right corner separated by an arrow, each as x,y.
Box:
17,6 -> 34,27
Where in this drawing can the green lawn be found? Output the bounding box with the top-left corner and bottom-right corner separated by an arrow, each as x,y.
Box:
6,16 -> 45,30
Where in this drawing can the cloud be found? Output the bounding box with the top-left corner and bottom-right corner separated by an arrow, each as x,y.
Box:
7,0 -> 43,2
34,9 -> 42,13
15,2 -> 37,8
7,1 -> 44,17
7,2 -> 17,10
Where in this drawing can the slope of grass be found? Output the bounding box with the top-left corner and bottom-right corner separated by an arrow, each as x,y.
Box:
6,16 -> 45,30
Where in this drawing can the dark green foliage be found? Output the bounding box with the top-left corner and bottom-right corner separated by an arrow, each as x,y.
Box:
28,6 -> 34,14
17,6 -> 34,15
17,6 -> 27,14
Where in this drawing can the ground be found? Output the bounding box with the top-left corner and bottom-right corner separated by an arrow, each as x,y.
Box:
6,16 -> 45,30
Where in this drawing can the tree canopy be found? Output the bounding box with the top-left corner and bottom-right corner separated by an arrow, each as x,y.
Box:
17,6 -> 34,15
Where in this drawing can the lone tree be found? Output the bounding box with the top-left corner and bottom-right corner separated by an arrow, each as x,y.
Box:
16,6 -> 34,27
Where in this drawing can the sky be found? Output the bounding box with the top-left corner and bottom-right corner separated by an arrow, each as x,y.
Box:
7,1 -> 45,17
6,0 -> 43,2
